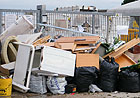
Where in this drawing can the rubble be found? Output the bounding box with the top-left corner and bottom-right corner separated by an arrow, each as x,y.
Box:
0,17 -> 140,97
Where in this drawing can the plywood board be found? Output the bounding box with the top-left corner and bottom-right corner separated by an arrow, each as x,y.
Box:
115,53 -> 136,69
43,42 -> 55,47
56,36 -> 100,43
75,46 -> 96,51
74,40 -> 96,44
76,54 -> 99,69
58,43 -> 74,50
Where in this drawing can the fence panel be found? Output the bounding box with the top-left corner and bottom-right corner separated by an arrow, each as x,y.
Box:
0,9 -> 130,43
43,11 -> 130,43
0,9 -> 39,33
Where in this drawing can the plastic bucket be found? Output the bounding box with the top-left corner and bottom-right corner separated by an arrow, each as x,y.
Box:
0,78 -> 12,96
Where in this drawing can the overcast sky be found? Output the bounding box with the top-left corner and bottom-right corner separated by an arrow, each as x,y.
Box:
0,0 -> 123,10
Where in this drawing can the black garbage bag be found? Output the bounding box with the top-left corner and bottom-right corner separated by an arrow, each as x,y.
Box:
118,69 -> 140,92
75,67 -> 99,92
98,57 -> 119,92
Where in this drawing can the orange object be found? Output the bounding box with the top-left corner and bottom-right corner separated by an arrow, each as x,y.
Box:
115,54 -> 136,70
56,36 -> 100,43
76,54 -> 99,69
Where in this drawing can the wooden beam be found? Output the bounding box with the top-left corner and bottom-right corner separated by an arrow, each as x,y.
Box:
91,42 -> 101,54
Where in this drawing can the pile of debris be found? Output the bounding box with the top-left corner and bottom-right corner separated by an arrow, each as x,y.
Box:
0,16 -> 140,96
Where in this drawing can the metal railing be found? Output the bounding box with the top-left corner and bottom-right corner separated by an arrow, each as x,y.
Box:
44,11 -> 130,43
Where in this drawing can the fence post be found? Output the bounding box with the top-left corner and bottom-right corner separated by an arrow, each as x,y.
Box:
106,16 -> 110,43
92,14 -> 95,34
37,5 -> 46,23
0,11 -> 2,34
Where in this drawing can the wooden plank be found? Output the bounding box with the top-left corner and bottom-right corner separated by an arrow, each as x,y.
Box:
115,53 -> 136,70
58,43 -> 74,50
110,38 -> 140,58
54,42 -> 61,49
56,36 -> 100,43
75,46 -> 96,51
74,40 -> 96,44
43,42 -> 55,47
103,51 -> 115,58
103,38 -> 140,59
91,42 -> 101,54
76,54 -> 99,69
72,44 -> 77,52
114,38 -> 139,52
33,35 -> 50,46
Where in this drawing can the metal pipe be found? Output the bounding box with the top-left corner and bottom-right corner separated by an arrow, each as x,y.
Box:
38,23 -> 98,36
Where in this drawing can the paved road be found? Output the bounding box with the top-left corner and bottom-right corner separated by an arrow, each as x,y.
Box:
8,92 -> 140,98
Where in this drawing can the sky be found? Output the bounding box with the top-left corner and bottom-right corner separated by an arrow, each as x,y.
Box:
0,0 -> 123,10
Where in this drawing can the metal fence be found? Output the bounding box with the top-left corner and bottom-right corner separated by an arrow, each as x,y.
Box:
0,9 -> 40,33
0,8 -> 130,43
44,11 -> 130,43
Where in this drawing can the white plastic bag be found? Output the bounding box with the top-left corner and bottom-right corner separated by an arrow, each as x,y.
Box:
29,74 -> 47,94
89,84 -> 102,93
47,76 -> 67,94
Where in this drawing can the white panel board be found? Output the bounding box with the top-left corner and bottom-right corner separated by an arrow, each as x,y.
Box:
13,45 -> 31,85
40,46 -> 76,76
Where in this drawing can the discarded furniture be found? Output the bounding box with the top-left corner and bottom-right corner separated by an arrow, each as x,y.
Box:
40,46 -> 76,76
115,53 -> 136,69
103,38 -> 140,59
76,54 -> 99,69
0,16 -> 34,43
12,42 -> 35,93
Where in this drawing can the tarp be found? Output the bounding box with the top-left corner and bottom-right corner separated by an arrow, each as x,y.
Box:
108,0 -> 140,14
